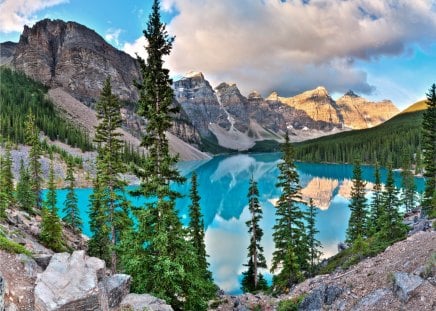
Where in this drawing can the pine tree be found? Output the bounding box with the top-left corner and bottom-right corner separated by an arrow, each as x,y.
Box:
16,159 -> 35,213
24,112 -> 42,208
90,77 -> 130,273
401,155 -> 416,212
377,164 -> 407,243
188,172 -> 212,281
271,132 -> 308,291
369,162 -> 383,235
346,160 -> 368,243
88,176 -> 111,264
0,155 -> 6,219
62,160 -> 82,232
241,176 -> 268,293
120,1 -> 215,309
1,143 -> 15,204
40,153 -> 64,252
306,199 -> 322,277
422,84 -> 436,217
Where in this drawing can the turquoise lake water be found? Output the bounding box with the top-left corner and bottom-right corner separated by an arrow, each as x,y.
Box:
44,153 -> 425,294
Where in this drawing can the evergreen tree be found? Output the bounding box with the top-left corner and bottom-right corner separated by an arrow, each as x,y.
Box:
90,77 -> 130,273
62,160 -> 82,232
422,84 -> 436,217
120,1 -> 215,309
377,164 -> 407,243
401,155 -> 416,212
1,143 -> 15,204
271,132 -> 308,291
88,176 -> 111,264
24,112 -> 42,208
306,199 -> 322,277
346,160 -> 368,243
0,155 -> 6,219
369,162 -> 383,235
241,176 -> 268,293
39,153 -> 64,251
16,159 -> 35,213
188,172 -> 212,281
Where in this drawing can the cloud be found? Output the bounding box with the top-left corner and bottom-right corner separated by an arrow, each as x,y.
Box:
104,28 -> 123,47
123,36 -> 147,60
0,0 -> 68,33
126,0 -> 436,97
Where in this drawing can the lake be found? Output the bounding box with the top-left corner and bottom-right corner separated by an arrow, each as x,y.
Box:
45,153 -> 425,294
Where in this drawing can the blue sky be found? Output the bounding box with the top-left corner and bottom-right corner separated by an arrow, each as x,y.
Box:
1,0 -> 435,110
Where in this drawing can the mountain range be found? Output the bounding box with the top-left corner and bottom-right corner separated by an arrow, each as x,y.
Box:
0,19 -> 399,158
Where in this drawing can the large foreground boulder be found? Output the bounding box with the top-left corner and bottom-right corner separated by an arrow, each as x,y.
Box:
120,293 -> 173,311
392,272 -> 423,302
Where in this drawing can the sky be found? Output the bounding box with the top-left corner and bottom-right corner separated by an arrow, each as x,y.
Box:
0,0 -> 435,110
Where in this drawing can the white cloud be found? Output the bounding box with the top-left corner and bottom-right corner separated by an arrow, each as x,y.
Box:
125,0 -> 436,97
123,35 -> 147,60
0,0 -> 68,33
104,28 -> 123,47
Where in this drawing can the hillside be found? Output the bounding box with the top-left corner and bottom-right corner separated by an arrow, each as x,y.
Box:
294,101 -> 427,168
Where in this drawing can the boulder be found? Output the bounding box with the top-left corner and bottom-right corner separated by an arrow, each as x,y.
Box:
351,288 -> 389,311
34,254 -> 53,270
324,285 -> 343,305
16,254 -> 39,278
298,284 -> 343,311
34,251 -> 105,311
120,293 -> 173,311
392,272 -> 423,302
99,274 -> 131,308
0,273 -> 5,311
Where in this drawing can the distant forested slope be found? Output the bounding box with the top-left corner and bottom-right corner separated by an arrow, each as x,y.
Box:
294,103 -> 426,168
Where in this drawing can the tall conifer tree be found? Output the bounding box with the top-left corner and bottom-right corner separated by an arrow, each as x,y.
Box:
346,160 -> 368,243
401,155 -> 416,212
1,143 -> 15,204
40,153 -> 63,251
306,199 -> 322,277
369,162 -> 383,235
422,84 -> 436,216
16,159 -> 35,213
0,155 -> 6,218
271,132 -> 307,291
62,160 -> 82,232
120,1 -> 215,309
241,176 -> 268,293
24,112 -> 42,208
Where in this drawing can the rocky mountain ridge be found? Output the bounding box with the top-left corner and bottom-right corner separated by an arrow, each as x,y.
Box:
1,19 -> 399,154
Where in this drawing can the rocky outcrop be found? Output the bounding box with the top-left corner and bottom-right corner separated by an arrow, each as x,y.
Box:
120,293 -> 174,311
0,41 -> 16,65
12,19 -> 141,104
336,90 -> 399,129
392,272 -> 424,302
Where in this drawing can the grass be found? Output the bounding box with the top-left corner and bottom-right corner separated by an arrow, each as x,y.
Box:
0,233 -> 32,256
277,295 -> 305,311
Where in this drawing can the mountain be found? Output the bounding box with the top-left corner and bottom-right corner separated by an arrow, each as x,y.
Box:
1,19 -> 399,155
294,100 -> 427,168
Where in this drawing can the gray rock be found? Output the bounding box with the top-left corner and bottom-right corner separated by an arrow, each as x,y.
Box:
99,274 -> 131,308
120,293 -> 173,311
1,273 -> 5,311
34,250 -> 105,311
34,254 -> 53,270
324,285 -> 343,305
16,254 -> 39,278
298,285 -> 325,311
409,219 -> 431,235
351,288 -> 389,311
392,272 -> 423,302
337,242 -> 349,252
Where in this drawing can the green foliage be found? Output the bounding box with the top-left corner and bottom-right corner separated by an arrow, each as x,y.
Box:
400,155 -> 417,212
272,133 -> 308,292
368,162 -> 383,235
62,160 -> 82,232
24,111 -> 42,208
422,84 -> 436,216
306,199 -> 322,277
120,2 -> 215,309
0,233 -> 32,256
0,67 -> 92,151
247,140 -> 281,153
89,78 -> 131,272
39,153 -> 64,252
1,143 -> 15,204
346,160 -> 368,243
294,108 -> 424,168
241,176 -> 268,293
16,159 -> 36,214
277,295 -> 305,311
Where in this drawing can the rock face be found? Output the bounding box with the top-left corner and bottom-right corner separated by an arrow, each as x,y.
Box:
0,272 -> 5,311
12,19 -> 141,104
120,293 -> 174,311
0,41 -> 16,65
34,251 -> 106,310
336,90 -> 399,129
392,272 -> 423,302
